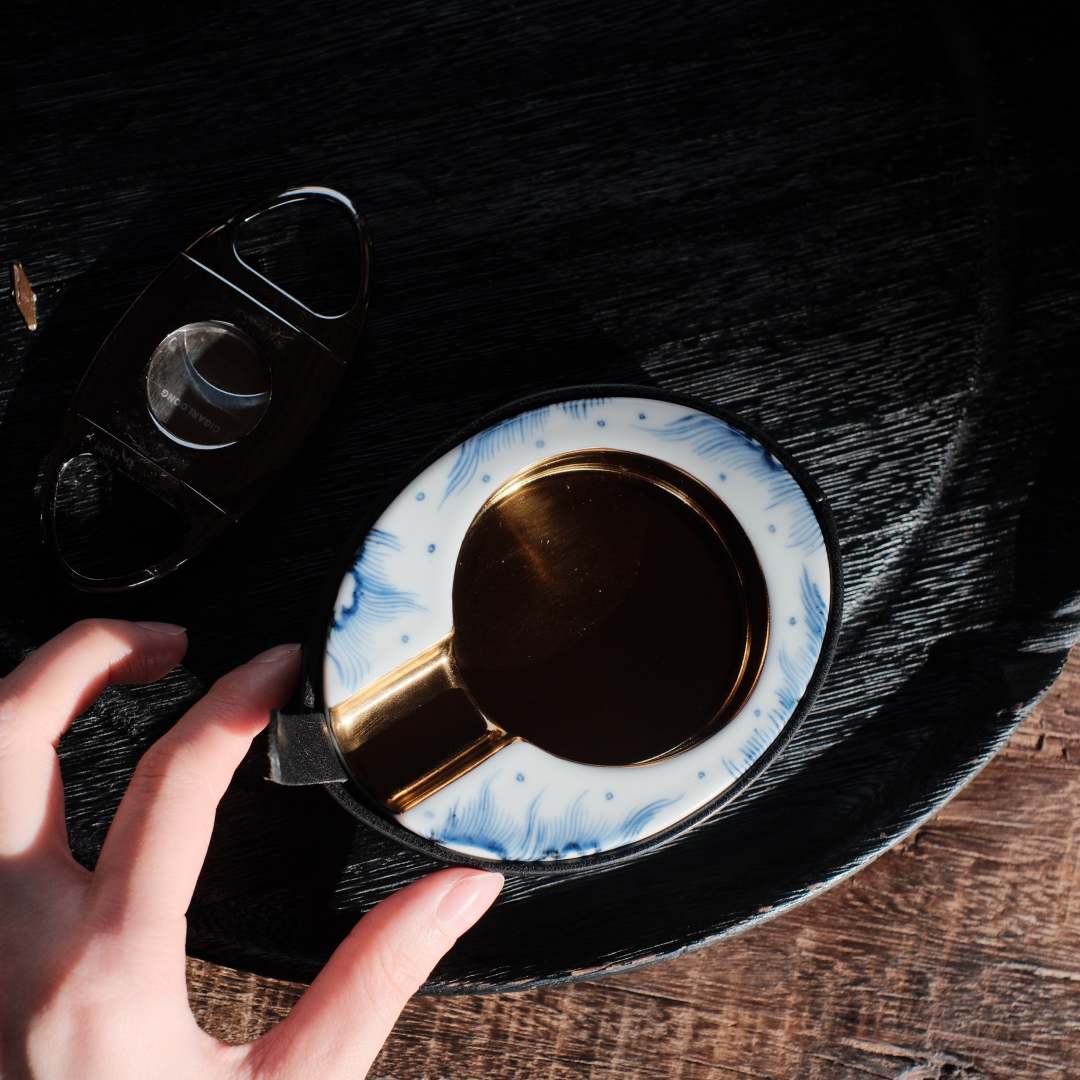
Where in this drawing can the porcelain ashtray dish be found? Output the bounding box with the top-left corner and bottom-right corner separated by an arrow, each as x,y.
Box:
269,387 -> 842,871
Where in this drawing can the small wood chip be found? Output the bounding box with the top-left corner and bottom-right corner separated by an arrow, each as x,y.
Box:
10,261 -> 38,331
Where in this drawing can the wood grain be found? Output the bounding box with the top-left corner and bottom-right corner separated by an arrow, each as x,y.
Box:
187,646 -> 1080,1079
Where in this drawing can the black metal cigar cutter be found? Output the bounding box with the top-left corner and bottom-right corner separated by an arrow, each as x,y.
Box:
41,186 -> 372,591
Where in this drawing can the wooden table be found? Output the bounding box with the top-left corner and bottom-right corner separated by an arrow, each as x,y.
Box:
187,647 -> 1080,1078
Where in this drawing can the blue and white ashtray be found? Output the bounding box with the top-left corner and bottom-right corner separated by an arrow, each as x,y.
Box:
268,387 -> 842,872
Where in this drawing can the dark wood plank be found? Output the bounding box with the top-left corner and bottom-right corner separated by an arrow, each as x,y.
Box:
187,646 -> 1080,1078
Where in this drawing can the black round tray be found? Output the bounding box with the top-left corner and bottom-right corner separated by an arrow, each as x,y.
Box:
3,1 -> 1077,992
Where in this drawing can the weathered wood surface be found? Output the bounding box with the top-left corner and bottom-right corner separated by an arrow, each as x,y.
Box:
188,646 -> 1080,1079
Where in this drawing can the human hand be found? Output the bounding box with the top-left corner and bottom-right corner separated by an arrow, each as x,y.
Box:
0,619 -> 503,1079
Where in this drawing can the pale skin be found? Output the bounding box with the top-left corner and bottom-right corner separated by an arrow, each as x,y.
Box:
0,619 -> 504,1079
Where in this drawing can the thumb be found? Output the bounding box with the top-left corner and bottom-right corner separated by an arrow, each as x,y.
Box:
247,868 -> 503,1078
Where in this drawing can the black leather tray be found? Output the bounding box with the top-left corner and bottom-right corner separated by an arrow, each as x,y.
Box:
3,0 -> 1077,992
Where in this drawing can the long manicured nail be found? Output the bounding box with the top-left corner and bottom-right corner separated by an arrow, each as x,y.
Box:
135,621 -> 187,636
250,642 -> 301,665
435,871 -> 504,932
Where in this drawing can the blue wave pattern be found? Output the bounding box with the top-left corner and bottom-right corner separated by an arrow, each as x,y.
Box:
429,777 -> 682,861
646,415 -> 823,553
442,408 -> 549,502
556,397 -> 610,420
326,529 -> 424,691
725,566 -> 827,780
441,398 -> 610,502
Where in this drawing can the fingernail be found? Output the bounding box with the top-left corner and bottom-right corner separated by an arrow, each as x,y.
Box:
435,871 -> 504,932
135,621 -> 187,636
250,642 -> 301,665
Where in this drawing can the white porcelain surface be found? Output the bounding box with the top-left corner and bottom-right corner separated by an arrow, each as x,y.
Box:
325,396 -> 831,862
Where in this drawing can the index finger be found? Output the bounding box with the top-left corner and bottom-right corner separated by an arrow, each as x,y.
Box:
0,619 -> 188,859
